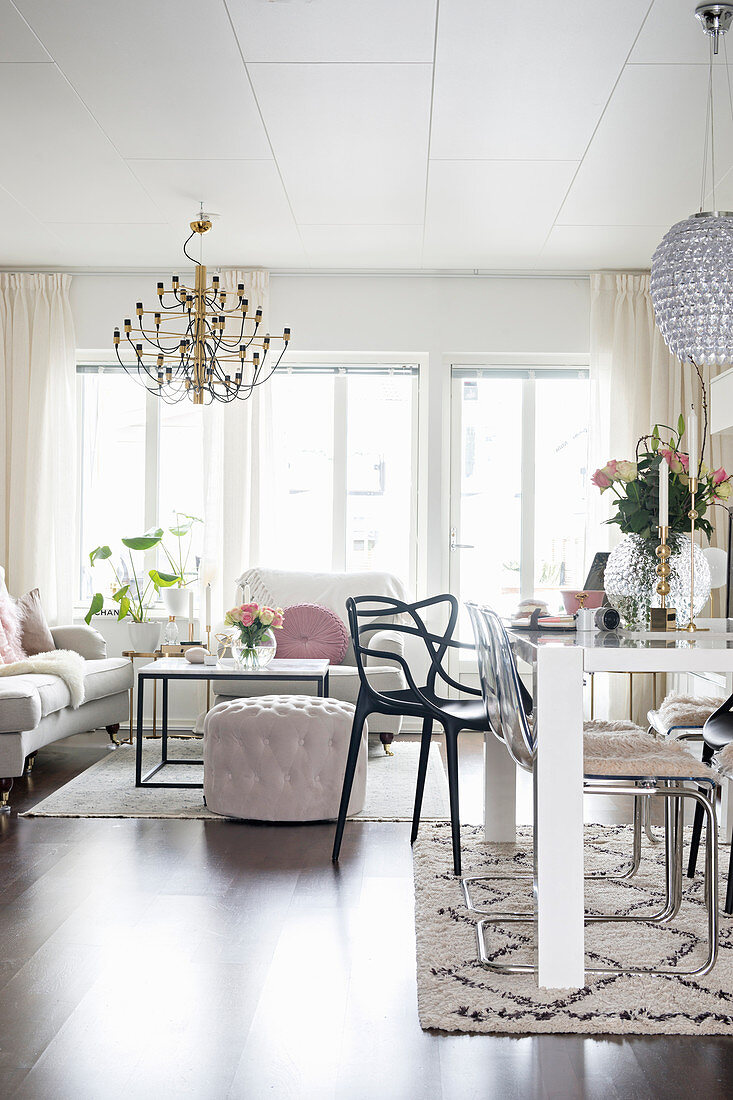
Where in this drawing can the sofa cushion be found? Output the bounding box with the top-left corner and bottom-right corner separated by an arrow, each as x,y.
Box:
16,589 -> 55,655
276,603 -> 349,664
0,657 -> 132,734
82,658 -> 133,703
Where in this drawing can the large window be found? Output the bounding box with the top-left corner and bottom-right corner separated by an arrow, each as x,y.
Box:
451,367 -> 589,617
77,363 -> 419,602
268,365 -> 418,582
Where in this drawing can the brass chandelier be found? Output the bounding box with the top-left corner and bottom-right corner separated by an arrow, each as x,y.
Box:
114,211 -> 291,404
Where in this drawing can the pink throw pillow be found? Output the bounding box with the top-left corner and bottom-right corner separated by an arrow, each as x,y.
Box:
0,592 -> 25,664
276,603 -> 349,664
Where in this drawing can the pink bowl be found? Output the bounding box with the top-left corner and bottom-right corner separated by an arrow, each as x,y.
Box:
561,590 -> 605,614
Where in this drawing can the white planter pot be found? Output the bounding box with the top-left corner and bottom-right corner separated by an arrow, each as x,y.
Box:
161,586 -> 190,617
128,621 -> 162,654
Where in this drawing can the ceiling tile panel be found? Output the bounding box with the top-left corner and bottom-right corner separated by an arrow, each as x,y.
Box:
431,0 -> 647,160
423,159 -> 577,268
537,224 -> 668,270
127,158 -> 307,266
13,0 -> 271,159
0,65 -> 164,224
249,63 -> 432,224
557,64 -> 730,227
299,224 -> 423,267
0,183 -> 65,264
226,0 -> 437,63
0,0 -> 50,61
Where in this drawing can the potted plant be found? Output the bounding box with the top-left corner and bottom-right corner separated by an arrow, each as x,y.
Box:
85,529 -> 180,652
158,513 -> 202,618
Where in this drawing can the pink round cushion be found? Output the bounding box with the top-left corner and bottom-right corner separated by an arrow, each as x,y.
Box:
276,603 -> 349,664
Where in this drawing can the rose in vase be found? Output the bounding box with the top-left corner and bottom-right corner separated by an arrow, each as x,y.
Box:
224,602 -> 284,670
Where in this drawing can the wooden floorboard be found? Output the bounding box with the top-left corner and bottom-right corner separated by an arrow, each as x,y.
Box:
0,730 -> 732,1099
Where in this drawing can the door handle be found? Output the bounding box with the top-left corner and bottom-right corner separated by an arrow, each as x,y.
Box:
450,527 -> 475,552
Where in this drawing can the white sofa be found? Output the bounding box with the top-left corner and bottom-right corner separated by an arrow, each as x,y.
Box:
0,568 -> 132,811
214,567 -> 408,749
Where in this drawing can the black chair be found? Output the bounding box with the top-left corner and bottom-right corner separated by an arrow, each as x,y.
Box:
687,692 -> 733,913
331,593 -> 491,875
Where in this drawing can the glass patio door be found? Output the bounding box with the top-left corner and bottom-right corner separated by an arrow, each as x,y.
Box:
449,367 -> 590,640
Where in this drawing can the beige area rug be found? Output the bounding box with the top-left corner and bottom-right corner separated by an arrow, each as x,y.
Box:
415,822 -> 733,1035
22,736 -> 449,821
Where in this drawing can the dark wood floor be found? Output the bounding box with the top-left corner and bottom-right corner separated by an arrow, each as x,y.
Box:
1,732 -> 732,1100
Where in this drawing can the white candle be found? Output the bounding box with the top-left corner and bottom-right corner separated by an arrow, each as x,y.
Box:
243,583 -> 251,605
659,457 -> 668,528
205,582 -> 212,628
236,584 -> 243,605
688,405 -> 698,479
188,588 -> 194,626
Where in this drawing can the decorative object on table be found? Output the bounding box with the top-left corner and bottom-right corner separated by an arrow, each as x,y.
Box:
509,598 -> 549,627
594,606 -> 620,632
561,590 -> 605,615
274,603 -> 350,663
223,601 -> 284,671
650,4 -> 733,367
113,209 -> 290,405
591,418 -> 731,628
575,594 -> 597,632
184,646 -> 208,664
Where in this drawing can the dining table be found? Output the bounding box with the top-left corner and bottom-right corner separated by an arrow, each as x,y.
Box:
480,618 -> 733,990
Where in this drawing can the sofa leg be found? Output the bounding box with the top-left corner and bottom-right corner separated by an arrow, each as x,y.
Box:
0,778 -> 12,814
379,733 -> 395,757
24,752 -> 37,775
106,723 -> 122,748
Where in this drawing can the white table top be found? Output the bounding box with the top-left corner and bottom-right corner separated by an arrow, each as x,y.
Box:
506,618 -> 733,673
137,657 -> 330,677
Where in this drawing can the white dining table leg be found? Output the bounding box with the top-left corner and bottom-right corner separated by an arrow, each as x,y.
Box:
535,644 -> 585,989
483,729 -> 517,841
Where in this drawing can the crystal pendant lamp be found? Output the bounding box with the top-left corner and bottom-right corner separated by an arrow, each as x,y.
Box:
650,4 -> 733,365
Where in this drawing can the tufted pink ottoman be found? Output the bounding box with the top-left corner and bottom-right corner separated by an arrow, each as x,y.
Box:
203,694 -> 367,822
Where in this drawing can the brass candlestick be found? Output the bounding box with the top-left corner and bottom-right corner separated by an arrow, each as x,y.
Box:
650,525 -> 676,631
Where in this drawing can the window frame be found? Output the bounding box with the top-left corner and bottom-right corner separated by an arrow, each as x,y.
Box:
75,353 -> 424,607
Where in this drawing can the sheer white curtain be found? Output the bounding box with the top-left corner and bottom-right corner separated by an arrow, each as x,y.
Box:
200,269 -> 276,620
588,273 -> 733,719
0,273 -> 76,623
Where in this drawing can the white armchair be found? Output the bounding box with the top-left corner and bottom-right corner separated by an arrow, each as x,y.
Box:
213,567 -> 410,750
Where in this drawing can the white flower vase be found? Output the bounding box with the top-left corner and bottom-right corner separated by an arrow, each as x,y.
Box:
128,621 -> 162,654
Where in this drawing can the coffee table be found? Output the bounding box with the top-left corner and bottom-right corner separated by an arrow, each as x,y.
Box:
134,657 -> 331,789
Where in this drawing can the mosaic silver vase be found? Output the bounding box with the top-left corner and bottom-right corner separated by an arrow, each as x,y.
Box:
604,533 -> 711,630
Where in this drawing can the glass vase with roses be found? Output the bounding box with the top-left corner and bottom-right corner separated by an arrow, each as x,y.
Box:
224,602 -> 284,670
591,419 -> 732,628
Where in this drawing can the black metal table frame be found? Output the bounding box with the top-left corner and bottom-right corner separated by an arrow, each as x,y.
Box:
135,666 -> 331,788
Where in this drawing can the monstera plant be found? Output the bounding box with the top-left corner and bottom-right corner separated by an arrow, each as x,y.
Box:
85,514 -> 202,624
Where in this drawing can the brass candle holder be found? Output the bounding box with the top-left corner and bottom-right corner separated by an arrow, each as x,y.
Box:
684,477 -> 708,632
650,525 -> 677,632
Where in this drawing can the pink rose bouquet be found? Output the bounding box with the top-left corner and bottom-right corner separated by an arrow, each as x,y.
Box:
591,416 -> 732,541
224,602 -> 285,648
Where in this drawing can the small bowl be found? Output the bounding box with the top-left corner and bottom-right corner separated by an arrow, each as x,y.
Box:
561,590 -> 605,614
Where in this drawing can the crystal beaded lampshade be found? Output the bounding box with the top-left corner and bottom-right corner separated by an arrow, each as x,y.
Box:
650,211 -> 733,365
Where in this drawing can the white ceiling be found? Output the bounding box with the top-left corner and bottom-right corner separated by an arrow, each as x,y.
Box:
2,0 -> 733,271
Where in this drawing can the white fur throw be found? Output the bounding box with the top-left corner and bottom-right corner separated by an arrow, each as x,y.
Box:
657,692 -> 724,728
0,649 -> 85,708
584,727 -> 716,780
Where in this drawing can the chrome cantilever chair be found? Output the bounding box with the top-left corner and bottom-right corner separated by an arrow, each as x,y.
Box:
463,602 -> 719,977
332,593 -> 491,876
687,691 -> 733,914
